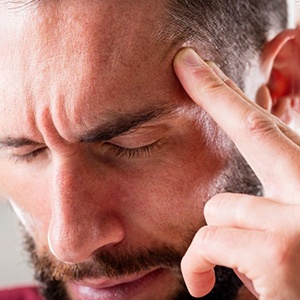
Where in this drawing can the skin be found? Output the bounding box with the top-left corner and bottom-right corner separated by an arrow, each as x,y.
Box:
296,1 -> 300,104
0,0 -> 297,299
174,47 -> 300,299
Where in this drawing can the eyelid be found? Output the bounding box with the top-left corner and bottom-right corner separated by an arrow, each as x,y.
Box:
108,126 -> 168,148
8,147 -> 48,164
9,145 -> 46,155
106,140 -> 162,159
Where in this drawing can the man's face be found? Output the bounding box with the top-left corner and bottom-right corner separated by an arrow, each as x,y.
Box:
0,1 -> 259,299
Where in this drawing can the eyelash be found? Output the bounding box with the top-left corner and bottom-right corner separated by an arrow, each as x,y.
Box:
9,141 -> 161,164
9,148 -> 46,164
106,141 -> 161,159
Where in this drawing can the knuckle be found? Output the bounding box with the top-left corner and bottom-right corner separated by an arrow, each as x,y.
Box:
234,196 -> 256,227
264,232 -> 292,270
197,226 -> 219,247
245,110 -> 279,142
204,193 -> 226,215
204,193 -> 234,223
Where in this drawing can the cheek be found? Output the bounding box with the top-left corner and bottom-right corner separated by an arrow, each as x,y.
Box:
0,124 -> 229,250
10,199 -> 51,241
114,138 -> 227,240
0,164 -> 52,245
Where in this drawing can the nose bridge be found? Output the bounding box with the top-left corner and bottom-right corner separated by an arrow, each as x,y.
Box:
52,156 -> 87,216
48,156 -> 125,263
51,154 -> 88,215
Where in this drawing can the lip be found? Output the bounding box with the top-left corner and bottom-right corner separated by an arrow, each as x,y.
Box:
67,268 -> 165,300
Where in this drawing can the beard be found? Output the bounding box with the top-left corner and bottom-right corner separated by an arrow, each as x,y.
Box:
21,146 -> 262,300
23,231 -> 244,300
23,232 -> 187,300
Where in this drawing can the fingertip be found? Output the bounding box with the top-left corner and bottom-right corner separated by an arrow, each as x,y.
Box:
183,269 -> 216,297
173,48 -> 206,68
181,247 -> 216,298
173,48 -> 229,83
173,48 -> 240,113
180,48 -> 206,67
256,85 -> 272,112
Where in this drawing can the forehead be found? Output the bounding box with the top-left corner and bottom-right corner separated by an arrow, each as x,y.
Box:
0,0 -> 186,141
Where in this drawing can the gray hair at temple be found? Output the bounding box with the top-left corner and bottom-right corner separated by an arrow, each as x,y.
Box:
164,0 -> 288,89
2,0 -> 288,91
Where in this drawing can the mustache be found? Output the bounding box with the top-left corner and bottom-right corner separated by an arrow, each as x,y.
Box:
23,231 -> 184,283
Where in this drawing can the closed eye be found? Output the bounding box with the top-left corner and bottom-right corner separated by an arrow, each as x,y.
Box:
9,147 -> 47,164
105,140 -> 161,159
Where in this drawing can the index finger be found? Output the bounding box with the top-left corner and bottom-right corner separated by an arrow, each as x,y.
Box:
173,48 -> 300,199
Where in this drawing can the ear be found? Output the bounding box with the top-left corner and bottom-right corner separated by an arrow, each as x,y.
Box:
257,29 -> 296,124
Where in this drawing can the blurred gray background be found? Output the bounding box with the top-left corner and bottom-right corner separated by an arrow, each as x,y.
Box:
0,200 -> 34,288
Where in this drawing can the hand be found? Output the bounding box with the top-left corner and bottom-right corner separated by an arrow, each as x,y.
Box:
173,48 -> 300,300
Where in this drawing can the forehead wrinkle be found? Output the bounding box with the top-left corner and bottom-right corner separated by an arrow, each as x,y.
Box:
1,1 -> 189,146
3,0 -> 42,11
36,101 -> 180,147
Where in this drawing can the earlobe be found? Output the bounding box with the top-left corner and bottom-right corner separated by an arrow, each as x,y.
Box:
258,29 -> 296,124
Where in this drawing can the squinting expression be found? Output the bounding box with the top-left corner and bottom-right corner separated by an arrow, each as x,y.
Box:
0,1 -> 246,299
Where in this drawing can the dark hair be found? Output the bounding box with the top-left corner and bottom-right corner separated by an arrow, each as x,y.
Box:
165,0 -> 288,89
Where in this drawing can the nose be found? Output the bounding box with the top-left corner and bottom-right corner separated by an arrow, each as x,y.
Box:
48,156 -> 125,264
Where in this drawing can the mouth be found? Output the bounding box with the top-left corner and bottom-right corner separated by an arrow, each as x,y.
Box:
67,268 -> 166,300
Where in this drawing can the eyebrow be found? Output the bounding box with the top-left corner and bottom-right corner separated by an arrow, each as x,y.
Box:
0,137 -> 41,149
78,105 -> 177,143
0,105 -> 177,149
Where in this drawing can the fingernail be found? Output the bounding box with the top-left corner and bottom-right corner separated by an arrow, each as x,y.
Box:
206,61 -> 228,81
180,48 -> 204,67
